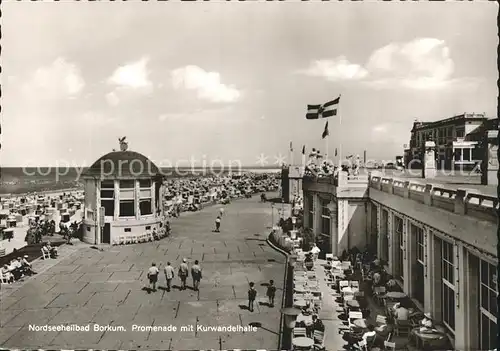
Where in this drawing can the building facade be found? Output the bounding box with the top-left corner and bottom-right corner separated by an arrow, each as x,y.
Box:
302,173 -> 497,350
404,113 -> 489,170
81,149 -> 165,245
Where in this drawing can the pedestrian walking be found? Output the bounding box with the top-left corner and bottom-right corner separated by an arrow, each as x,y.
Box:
164,262 -> 175,292
266,280 -> 276,307
191,260 -> 202,291
248,282 -> 257,312
178,258 -> 189,290
215,215 -> 221,232
147,262 -> 160,293
219,207 -> 225,217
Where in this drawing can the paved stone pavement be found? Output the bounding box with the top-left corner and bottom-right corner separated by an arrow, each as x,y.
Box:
0,194 -> 286,349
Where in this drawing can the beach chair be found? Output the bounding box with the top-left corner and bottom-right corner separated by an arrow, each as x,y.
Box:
375,315 -> 387,326
350,280 -> 360,289
41,249 -> 50,260
293,327 -> 307,338
118,236 -> 126,245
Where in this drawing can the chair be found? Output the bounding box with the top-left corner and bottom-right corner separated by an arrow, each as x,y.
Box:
347,311 -> 363,329
313,330 -> 325,350
375,315 -> 387,326
326,253 -> 334,261
41,249 -> 50,260
118,236 -> 126,245
394,319 -> 412,336
293,327 -> 307,338
0,272 -> 9,284
356,339 -> 368,351
384,341 -> 396,351
350,281 -> 360,289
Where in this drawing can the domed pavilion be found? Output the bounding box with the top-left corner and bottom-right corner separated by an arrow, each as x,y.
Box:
81,139 -> 165,245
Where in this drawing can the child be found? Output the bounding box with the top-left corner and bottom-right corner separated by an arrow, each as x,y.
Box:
248,282 -> 257,312
215,216 -> 221,232
266,280 -> 276,307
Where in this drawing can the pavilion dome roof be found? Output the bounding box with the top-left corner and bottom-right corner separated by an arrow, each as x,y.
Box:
83,150 -> 162,179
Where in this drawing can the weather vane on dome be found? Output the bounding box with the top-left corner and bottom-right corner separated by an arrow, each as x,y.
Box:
118,136 -> 128,151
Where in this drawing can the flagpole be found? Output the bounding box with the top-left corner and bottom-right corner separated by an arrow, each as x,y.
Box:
325,134 -> 329,162
338,94 -> 342,169
290,144 -> 294,167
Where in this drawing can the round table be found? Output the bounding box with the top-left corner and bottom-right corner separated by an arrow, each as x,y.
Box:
353,319 -> 367,329
346,299 -> 360,309
413,329 -> 446,349
294,299 -> 307,308
385,291 -> 407,299
292,337 -> 314,349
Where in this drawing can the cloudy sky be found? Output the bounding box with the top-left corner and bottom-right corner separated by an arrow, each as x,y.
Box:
1,2 -> 497,167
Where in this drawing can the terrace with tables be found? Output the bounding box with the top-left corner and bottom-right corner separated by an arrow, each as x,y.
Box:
284,243 -> 454,351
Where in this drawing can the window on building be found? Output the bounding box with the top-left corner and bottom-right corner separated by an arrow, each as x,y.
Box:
321,199 -> 331,236
463,148 -> 471,161
139,178 -> 152,216
479,260 -> 498,350
120,180 -> 135,188
414,225 -> 425,305
124,228 -> 131,232
87,226 -> 91,232
441,240 -> 455,333
120,200 -> 135,217
454,149 -> 462,161
139,199 -> 152,215
100,180 -> 115,217
146,226 -> 151,230
456,129 -> 465,138
394,215 -> 404,281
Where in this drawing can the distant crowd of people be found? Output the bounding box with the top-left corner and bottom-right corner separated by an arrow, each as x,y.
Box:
1,255 -> 35,283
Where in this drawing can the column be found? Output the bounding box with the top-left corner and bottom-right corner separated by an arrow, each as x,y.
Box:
114,180 -> 119,220
422,141 -> 437,179
402,218 -> 411,294
337,199 -> 349,253
481,130 -> 499,185
95,179 -> 100,245
151,181 -> 156,216
423,227 -> 433,312
387,211 -> 394,274
454,243 -> 469,350
330,200 -> 338,255
376,204 -> 382,258
466,252 -> 480,349
135,180 -> 140,219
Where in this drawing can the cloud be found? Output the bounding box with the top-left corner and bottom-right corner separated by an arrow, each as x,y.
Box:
299,56 -> 368,81
364,38 -> 462,90
24,57 -> 85,98
108,57 -> 151,89
106,57 -> 153,106
301,38 -> 477,91
171,65 -> 241,103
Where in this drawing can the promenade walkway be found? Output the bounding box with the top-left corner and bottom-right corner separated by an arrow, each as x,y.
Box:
0,194 -> 285,349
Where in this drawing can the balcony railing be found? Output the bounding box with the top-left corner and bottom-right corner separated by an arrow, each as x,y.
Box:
369,174 -> 498,223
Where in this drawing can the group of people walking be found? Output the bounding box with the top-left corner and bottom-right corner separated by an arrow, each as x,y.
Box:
147,259 -> 203,293
247,280 -> 277,312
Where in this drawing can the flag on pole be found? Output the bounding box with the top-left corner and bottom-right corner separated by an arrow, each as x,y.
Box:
290,141 -> 293,152
302,145 -> 305,155
335,148 -> 338,156
322,121 -> 329,139
305,96 -> 341,119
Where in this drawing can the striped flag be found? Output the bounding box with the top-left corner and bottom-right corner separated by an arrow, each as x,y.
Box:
322,121 -> 329,139
305,96 -> 340,119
